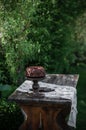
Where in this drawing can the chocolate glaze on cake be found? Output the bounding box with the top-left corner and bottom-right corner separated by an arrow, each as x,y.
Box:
26,66 -> 45,78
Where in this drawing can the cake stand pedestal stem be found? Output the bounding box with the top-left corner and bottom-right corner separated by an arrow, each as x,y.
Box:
32,80 -> 39,93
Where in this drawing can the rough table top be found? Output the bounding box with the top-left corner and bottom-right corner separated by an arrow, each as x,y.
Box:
8,74 -> 79,106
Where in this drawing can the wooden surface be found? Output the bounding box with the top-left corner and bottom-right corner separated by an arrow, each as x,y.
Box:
8,74 -> 79,130
8,74 -> 79,103
19,103 -> 71,130
42,74 -> 79,88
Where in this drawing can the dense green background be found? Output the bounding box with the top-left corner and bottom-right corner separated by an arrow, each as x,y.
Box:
0,0 -> 86,130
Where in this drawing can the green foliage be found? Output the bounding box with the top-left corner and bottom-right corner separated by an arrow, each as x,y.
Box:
0,2 -> 86,130
0,41 -> 11,84
76,67 -> 86,130
0,0 -> 41,84
0,84 -> 12,98
0,0 -> 86,85
0,98 -> 23,130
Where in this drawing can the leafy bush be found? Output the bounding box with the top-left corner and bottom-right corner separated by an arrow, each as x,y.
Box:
0,84 -> 17,99
0,98 -> 23,130
0,0 -> 86,85
0,46 -> 11,84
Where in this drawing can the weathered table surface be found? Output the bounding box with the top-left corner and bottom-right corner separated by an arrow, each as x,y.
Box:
8,74 -> 79,130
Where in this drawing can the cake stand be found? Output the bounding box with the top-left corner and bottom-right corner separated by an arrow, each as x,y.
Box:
27,77 -> 45,97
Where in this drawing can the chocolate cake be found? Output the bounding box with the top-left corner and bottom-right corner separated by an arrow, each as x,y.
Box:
26,66 -> 45,78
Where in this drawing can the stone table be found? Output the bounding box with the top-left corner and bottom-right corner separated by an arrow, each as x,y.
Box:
8,74 -> 79,130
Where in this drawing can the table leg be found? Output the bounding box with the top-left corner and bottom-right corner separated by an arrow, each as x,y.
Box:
19,105 -> 71,130
19,105 -> 41,130
19,106 -> 30,130
41,107 -> 62,130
